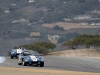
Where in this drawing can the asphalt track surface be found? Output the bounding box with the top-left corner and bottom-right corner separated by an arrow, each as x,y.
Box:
0,56 -> 100,73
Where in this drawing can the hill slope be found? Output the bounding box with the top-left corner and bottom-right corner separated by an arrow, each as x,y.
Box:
0,0 -> 100,55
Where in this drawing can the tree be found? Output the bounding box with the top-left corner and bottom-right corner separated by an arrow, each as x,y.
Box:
53,25 -> 64,31
62,40 -> 76,49
48,42 -> 56,49
14,41 -> 56,55
62,34 -> 100,49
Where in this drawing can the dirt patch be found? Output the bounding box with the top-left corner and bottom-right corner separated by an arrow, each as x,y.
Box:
42,22 -> 100,30
0,67 -> 100,75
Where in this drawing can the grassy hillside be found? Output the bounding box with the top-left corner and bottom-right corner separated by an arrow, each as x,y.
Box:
0,0 -> 100,55
0,0 -> 100,38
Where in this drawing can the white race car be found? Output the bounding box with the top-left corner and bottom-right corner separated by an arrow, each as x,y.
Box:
10,48 -> 25,59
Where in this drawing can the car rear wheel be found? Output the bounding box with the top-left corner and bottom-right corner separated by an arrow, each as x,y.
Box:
18,60 -> 22,65
11,56 -> 13,59
40,62 -> 44,67
18,63 -> 22,65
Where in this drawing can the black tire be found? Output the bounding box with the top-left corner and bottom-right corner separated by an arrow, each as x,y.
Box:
40,62 -> 44,67
29,63 -> 33,66
22,60 -> 27,66
11,56 -> 13,59
35,64 -> 38,67
18,58 -> 22,65
18,60 -> 22,65
18,63 -> 22,65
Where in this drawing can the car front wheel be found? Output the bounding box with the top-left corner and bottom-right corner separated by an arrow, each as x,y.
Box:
40,62 -> 44,67
18,60 -> 22,65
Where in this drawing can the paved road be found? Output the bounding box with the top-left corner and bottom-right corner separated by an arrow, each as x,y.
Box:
0,56 -> 100,73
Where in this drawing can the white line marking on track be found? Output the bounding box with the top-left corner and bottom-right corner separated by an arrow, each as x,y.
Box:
0,56 -> 5,63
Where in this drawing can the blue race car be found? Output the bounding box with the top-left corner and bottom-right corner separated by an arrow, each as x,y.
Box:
10,48 -> 25,59
17,50 -> 44,67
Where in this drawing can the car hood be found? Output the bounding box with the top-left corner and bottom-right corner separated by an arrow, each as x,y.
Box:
29,55 -> 44,61
30,55 -> 36,61
29,55 -> 42,58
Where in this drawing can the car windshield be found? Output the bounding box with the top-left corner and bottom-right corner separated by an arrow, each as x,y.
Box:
23,51 -> 39,56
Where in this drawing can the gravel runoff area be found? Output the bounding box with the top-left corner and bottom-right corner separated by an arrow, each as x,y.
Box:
0,67 -> 100,75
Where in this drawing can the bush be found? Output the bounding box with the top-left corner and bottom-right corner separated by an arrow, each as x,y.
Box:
14,41 -> 56,55
53,25 -> 64,31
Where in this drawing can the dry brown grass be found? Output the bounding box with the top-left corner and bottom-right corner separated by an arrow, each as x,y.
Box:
42,22 -> 100,30
0,67 -> 100,75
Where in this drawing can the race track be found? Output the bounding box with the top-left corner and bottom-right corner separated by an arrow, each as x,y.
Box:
0,56 -> 100,73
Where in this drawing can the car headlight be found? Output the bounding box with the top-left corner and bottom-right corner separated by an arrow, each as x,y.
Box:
11,51 -> 15,54
39,57 -> 44,61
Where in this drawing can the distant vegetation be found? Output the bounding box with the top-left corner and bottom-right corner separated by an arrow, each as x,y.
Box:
31,0 -> 100,23
1,0 -> 100,55
14,41 -> 56,55
62,34 -> 100,49
0,0 -> 100,39
53,25 -> 64,31
58,33 -> 79,43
